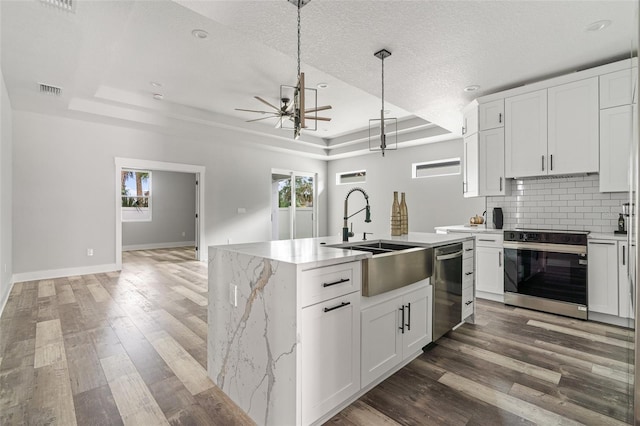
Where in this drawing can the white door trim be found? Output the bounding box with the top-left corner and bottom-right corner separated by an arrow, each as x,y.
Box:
115,157 -> 206,269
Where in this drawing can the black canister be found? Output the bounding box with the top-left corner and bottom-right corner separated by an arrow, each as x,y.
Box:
493,207 -> 503,230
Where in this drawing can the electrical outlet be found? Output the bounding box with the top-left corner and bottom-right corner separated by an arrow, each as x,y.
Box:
181,231 -> 186,237
229,283 -> 237,307
87,248 -> 94,257
227,238 -> 232,244
237,207 -> 246,214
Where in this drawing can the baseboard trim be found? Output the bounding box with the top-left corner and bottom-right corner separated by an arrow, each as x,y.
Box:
122,241 -> 195,251
13,263 -> 120,283
0,278 -> 15,317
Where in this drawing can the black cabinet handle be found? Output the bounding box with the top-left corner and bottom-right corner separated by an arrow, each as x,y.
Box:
465,300 -> 473,306
399,306 -> 405,334
550,154 -> 553,171
465,248 -> 473,252
623,245 -> 626,266
498,112 -> 503,123
323,278 -> 349,288
406,303 -> 411,331
542,155 -> 545,171
465,272 -> 473,276
323,301 -> 350,313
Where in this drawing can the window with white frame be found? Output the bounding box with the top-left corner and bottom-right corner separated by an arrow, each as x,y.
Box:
336,170 -> 366,185
121,170 -> 152,221
412,158 -> 461,179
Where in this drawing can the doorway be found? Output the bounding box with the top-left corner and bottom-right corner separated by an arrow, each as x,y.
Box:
115,158 -> 206,269
271,169 -> 317,240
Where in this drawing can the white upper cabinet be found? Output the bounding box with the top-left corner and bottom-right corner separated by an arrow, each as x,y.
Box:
600,105 -> 634,192
479,99 -> 504,131
478,128 -> 506,196
600,68 -> 637,109
547,78 -> 599,175
505,89 -> 548,178
463,133 -> 479,197
462,102 -> 479,136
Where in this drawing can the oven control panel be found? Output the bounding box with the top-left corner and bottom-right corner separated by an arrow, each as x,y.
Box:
503,231 -> 588,245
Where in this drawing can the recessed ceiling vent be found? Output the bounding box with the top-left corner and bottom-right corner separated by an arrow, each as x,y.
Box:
39,83 -> 62,96
40,0 -> 75,12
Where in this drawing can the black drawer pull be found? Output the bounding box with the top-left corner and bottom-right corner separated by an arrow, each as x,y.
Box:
323,278 -> 350,288
465,248 -> 473,252
324,301 -> 350,313
399,305 -> 405,334
406,302 -> 411,331
465,272 -> 473,276
465,300 -> 473,306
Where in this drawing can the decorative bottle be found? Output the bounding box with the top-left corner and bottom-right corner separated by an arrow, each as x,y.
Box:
400,192 -> 408,235
391,191 -> 401,236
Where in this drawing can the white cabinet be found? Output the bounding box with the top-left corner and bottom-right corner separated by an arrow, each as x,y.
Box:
463,133 -> 479,197
462,239 -> 475,320
475,235 -> 504,298
479,99 -> 504,131
478,128 -> 506,196
547,78 -> 599,175
600,105 -> 634,192
301,290 -> 360,425
588,240 -> 619,316
361,282 -> 432,388
462,101 -> 479,136
505,89 -> 548,178
618,242 -> 635,320
600,68 -> 637,109
505,78 -> 599,178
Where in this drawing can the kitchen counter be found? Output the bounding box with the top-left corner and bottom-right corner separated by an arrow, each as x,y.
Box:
207,232 -> 471,425
589,232 -> 631,241
434,225 -> 504,234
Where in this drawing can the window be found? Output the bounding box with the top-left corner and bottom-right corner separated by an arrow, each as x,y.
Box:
121,169 -> 152,221
336,170 -> 366,185
412,158 -> 461,179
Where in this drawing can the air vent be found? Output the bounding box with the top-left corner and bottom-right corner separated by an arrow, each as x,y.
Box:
40,0 -> 75,12
39,83 -> 62,96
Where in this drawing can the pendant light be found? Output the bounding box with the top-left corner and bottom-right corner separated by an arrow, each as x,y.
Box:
369,49 -> 397,156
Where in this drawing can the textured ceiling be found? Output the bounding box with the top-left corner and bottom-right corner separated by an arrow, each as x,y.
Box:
1,0 -> 637,158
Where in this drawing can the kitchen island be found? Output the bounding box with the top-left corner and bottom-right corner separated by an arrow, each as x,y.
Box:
208,232 -> 471,426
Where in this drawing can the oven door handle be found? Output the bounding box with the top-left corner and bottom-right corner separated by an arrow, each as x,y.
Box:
503,241 -> 586,255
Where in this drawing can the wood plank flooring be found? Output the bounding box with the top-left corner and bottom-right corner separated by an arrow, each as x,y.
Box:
0,247 -> 635,425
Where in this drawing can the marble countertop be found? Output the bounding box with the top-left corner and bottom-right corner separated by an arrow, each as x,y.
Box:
209,232 -> 472,266
434,225 -> 504,234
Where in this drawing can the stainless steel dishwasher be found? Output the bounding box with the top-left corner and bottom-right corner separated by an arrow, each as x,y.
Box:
432,243 -> 463,341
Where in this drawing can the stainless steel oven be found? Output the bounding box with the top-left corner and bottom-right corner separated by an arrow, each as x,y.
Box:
503,230 -> 588,319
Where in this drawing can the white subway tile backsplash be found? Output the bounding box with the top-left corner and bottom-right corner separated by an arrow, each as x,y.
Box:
486,174 -> 623,233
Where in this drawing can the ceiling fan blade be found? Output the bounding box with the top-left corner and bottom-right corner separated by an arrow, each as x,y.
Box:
254,96 -> 280,111
246,116 -> 277,123
305,105 -> 332,113
235,108 -> 274,114
305,116 -> 332,121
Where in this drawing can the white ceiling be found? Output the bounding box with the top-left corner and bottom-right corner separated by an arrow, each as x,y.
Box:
1,0 -> 637,158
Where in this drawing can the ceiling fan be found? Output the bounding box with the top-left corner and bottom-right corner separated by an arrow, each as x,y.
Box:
235,93 -> 332,129
234,0 -> 332,139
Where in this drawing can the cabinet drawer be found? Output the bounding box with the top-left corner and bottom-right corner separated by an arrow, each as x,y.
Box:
462,299 -> 474,319
463,240 -> 474,259
475,235 -> 504,247
300,261 -> 361,307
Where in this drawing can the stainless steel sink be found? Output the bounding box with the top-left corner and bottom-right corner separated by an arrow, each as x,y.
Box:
328,241 -> 433,296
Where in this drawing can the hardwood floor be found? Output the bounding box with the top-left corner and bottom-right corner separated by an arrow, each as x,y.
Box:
0,247 -> 635,425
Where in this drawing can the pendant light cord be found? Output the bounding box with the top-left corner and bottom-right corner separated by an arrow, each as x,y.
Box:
381,55 -> 384,112
297,0 -> 301,78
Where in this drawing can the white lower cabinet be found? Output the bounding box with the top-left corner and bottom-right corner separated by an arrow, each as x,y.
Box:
361,283 -> 432,388
588,240 -> 619,316
301,290 -> 360,425
475,235 -> 504,298
618,242 -> 635,320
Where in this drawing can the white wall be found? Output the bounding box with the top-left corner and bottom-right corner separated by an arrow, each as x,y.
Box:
0,67 -> 13,309
12,111 -> 328,278
123,170 -> 196,249
327,139 -> 486,237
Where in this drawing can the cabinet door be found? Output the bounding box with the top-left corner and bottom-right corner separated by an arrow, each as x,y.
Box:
587,241 -> 618,316
479,128 -> 505,196
548,77 -> 599,175
505,90 -> 547,178
462,102 -> 478,136
618,242 -> 635,320
479,99 -> 504,131
475,246 -> 504,295
463,133 -> 479,197
600,105 -> 633,192
301,291 -> 360,425
600,68 -> 637,109
360,296 -> 403,388
402,285 -> 431,358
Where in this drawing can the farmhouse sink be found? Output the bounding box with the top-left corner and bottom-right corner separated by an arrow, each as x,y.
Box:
328,240 -> 433,296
